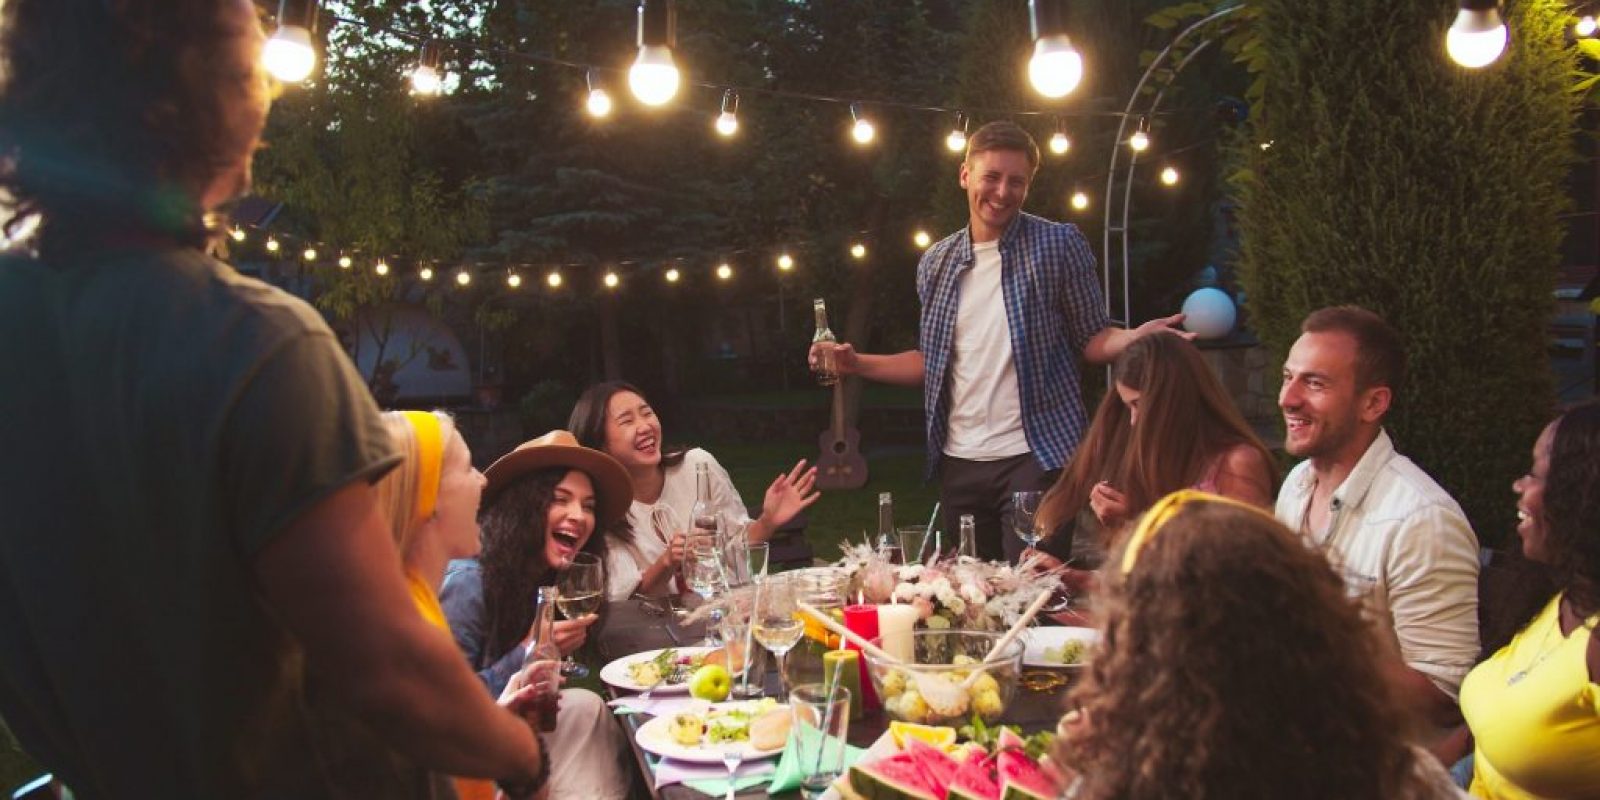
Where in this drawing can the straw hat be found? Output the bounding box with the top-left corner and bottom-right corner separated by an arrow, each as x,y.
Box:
482,430 -> 634,526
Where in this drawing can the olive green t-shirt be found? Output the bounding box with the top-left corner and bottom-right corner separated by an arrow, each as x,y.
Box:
0,245 -> 400,797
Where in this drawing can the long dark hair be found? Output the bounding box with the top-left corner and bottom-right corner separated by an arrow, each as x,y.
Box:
569,380 -> 688,475
1058,497 -> 1418,798
476,467 -> 611,664
1037,334 -> 1275,538
1545,400 -> 1600,615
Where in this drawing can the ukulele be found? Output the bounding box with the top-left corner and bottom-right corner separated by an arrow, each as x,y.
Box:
816,380 -> 868,490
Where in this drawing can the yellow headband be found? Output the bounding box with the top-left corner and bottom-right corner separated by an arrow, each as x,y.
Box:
1119,489 -> 1273,575
400,410 -> 444,522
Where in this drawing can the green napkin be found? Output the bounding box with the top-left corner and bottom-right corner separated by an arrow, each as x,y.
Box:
683,772 -> 773,797
768,723 -> 867,794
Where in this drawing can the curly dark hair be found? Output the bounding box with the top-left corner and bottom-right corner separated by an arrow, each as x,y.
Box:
476,467 -> 612,665
1056,497 -> 1419,799
1543,400 -> 1600,615
0,0 -> 270,254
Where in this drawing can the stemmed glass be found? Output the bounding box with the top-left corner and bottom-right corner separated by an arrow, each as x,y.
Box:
1012,490 -> 1044,551
752,575 -> 804,695
555,552 -> 604,678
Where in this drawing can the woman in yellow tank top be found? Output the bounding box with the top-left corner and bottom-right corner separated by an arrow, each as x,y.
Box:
1460,400 -> 1600,799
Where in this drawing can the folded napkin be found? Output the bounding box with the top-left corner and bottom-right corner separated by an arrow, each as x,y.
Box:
667,758 -> 777,796
767,722 -> 867,794
608,694 -> 707,717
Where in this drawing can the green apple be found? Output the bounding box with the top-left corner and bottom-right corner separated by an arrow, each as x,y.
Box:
688,664 -> 732,702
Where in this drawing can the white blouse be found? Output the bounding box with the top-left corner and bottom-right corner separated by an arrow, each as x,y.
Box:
604,448 -> 753,600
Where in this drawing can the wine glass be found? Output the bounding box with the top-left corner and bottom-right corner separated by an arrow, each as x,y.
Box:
752,576 -> 804,694
745,541 -> 771,583
555,552 -> 603,678
1012,490 -> 1044,550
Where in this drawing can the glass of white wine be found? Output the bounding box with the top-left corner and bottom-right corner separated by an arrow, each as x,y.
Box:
555,552 -> 604,678
752,575 -> 804,695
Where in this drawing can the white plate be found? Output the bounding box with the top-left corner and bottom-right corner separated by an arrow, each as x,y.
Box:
1021,626 -> 1098,669
599,646 -> 717,694
634,701 -> 789,764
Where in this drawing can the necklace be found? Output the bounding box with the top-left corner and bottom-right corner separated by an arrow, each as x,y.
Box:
1506,602 -> 1567,687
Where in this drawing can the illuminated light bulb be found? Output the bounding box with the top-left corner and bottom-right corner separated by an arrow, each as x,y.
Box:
1049,131 -> 1070,155
715,89 -> 739,137
587,88 -> 613,117
1070,191 -> 1089,211
604,271 -> 620,289
507,273 -> 522,289
1259,140 -> 1274,151
1028,35 -> 1084,98
777,253 -> 794,271
849,103 -> 876,145
375,260 -> 390,276
1160,166 -> 1180,186
410,59 -> 443,96
419,267 -> 434,281
302,247 -> 317,261
850,243 -> 867,260
263,24 -> 316,83
1578,15 -> 1597,37
338,255 -> 352,269
665,268 -> 680,283
229,227 -> 246,242
913,230 -> 931,249
546,271 -> 562,288
1128,129 -> 1150,153
945,113 -> 969,153
1447,1 -> 1508,69
629,45 -> 679,106
455,270 -> 471,286
716,263 -> 733,281
265,237 -> 280,253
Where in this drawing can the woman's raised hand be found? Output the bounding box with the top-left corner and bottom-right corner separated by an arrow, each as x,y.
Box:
762,459 -> 821,529
1088,481 -> 1130,528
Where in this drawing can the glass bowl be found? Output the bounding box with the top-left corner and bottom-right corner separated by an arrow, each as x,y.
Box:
863,628 -> 1023,726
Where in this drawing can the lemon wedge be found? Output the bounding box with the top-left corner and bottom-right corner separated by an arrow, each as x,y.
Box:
889,721 -> 957,749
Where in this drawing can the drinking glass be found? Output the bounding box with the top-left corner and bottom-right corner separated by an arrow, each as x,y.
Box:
752,576 -> 804,695
719,604 -> 768,698
1012,490 -> 1044,550
721,518 -> 754,589
897,525 -> 933,564
555,552 -> 604,678
790,682 -> 853,798
745,541 -> 771,583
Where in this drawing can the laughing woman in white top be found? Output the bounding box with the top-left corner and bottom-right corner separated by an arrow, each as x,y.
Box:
569,381 -> 821,600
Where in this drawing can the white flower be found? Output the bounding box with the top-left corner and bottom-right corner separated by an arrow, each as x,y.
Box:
898,564 -> 925,581
960,582 -> 987,606
944,596 -> 967,615
893,582 -> 918,603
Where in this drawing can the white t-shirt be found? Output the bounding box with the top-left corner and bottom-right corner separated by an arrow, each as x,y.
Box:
604,448 -> 753,601
943,240 -> 1030,460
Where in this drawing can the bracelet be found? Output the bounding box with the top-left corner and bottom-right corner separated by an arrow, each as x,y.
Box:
496,732 -> 550,800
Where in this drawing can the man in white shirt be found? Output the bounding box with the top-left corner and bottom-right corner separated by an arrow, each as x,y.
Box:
1275,305 -> 1480,732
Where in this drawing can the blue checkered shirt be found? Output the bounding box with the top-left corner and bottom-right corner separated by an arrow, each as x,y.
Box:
917,212 -> 1109,478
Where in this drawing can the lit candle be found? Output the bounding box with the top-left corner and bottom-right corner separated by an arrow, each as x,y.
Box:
823,648 -> 863,720
844,603 -> 881,710
878,603 -> 918,664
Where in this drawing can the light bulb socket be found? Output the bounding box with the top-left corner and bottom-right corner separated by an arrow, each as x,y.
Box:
586,68 -> 602,93
637,0 -> 676,48
954,112 -> 969,133
418,39 -> 442,70
276,0 -> 319,33
721,89 -> 739,116
1452,4 -> 1503,34
850,102 -> 864,123
1029,0 -> 1068,41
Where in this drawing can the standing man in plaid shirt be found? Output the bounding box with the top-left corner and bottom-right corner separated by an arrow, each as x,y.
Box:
812,121 -> 1183,562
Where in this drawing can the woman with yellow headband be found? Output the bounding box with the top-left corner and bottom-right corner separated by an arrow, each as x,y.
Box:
1051,490 -> 1463,799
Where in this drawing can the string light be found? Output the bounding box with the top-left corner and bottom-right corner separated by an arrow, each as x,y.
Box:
1128,117 -> 1150,153
1447,0 -> 1507,68
419,266 -> 434,281
263,0 -> 318,83
584,69 -> 612,118
410,39 -> 445,96
1028,0 -> 1084,98
456,269 -> 471,286
945,113 -> 969,153
229,227 -> 246,242
715,89 -> 739,137
1048,118 -> 1070,155
849,103 -> 876,145
547,270 -> 563,288
1578,15 -> 1598,37
375,259 -> 390,276
1070,190 -> 1089,211
338,254 -> 352,269
1160,165 -> 1180,186
665,268 -> 680,283
776,252 -> 794,271
265,237 -> 281,253
716,262 -> 733,281
604,271 -> 620,289
913,229 -> 931,249
629,0 -> 680,106
850,242 -> 867,259
302,247 -> 317,261
507,272 -> 522,288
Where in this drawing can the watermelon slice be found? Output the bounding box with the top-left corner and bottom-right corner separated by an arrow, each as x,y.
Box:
903,739 -> 960,797
947,750 -> 1000,800
997,748 -> 1059,800
849,752 -> 941,800
995,727 -> 1026,753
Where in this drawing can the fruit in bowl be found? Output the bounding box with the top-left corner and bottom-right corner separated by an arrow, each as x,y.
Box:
864,629 -> 1023,726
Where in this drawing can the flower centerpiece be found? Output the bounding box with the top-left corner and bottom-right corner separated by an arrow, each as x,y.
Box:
833,544 -> 1060,631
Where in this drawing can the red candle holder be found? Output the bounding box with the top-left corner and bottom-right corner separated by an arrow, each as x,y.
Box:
843,604 -> 881,710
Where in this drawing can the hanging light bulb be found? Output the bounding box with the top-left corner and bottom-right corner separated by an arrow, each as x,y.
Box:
584,69 -> 612,118
1160,165 -> 1180,186
547,271 -> 563,288
419,266 -> 434,281
229,226 -> 246,242
850,242 -> 867,260
1028,0 -> 1084,98
338,254 -> 352,269
263,0 -> 318,83
455,269 -> 471,286
375,259 -> 390,276
507,272 -> 522,289
409,39 -> 445,96
1128,117 -> 1151,153
1447,0 -> 1508,69
665,268 -> 680,283
629,0 -> 680,106
715,90 -> 739,137
265,237 -> 280,253
1578,15 -> 1598,37
945,113 -> 969,153
1048,118 -> 1070,155
1070,190 -> 1089,211
604,271 -> 620,289
301,247 -> 317,262
716,262 -> 733,281
913,229 -> 931,249
850,103 -> 876,145
777,252 -> 794,271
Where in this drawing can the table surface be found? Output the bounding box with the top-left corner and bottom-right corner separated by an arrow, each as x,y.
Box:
595,597 -> 1075,800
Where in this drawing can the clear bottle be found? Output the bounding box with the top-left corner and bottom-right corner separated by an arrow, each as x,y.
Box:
688,462 -> 718,563
812,298 -> 838,387
958,514 -> 977,560
876,492 -> 902,564
523,586 -> 561,731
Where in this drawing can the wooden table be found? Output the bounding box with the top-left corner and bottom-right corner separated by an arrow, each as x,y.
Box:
595,597 -> 1074,800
